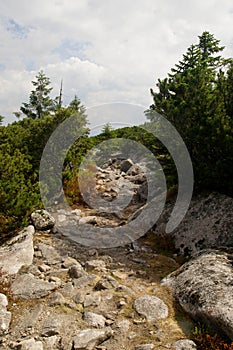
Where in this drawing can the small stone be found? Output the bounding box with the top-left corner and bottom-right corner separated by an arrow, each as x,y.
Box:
72,209 -> 82,216
34,251 -> 43,258
135,345 -> 155,350
62,257 -> 83,269
134,295 -> 169,321
79,216 -> 97,225
41,316 -> 62,336
120,158 -> 134,172
128,332 -> 137,340
94,279 -> 112,291
0,293 -> 11,335
17,338 -> 43,350
73,292 -> 85,304
115,285 -> 133,294
38,264 -> 50,273
113,320 -> 130,333
68,265 -> 86,279
84,293 -> 101,307
88,249 -> 98,257
84,312 -> 106,328
57,214 -> 66,222
85,259 -> 106,271
43,335 -> 60,349
37,242 -> 62,265
31,209 -> 55,230
112,271 -> 128,280
105,319 -> 114,326
48,292 -> 65,306
173,339 -> 197,350
117,299 -> 127,308
73,327 -> 113,350
11,273 -> 57,300
49,276 -> 61,285
0,225 -> 34,276
73,274 -> 97,288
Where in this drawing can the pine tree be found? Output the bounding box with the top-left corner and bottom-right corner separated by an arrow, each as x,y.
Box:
69,95 -> 86,114
16,71 -> 55,119
147,31 -> 232,192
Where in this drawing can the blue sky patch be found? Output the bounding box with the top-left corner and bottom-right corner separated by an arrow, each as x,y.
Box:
6,19 -> 30,39
52,39 -> 91,60
0,63 -> 6,71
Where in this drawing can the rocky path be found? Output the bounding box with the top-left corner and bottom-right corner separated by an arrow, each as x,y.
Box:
0,224 -> 196,350
1,157 -> 233,349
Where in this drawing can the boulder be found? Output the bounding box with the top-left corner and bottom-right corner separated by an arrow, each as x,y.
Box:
134,294 -> 169,321
155,192 -> 233,255
162,250 -> 233,340
0,225 -> 34,275
31,209 -> 55,230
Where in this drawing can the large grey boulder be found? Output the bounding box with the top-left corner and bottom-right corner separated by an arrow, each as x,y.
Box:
73,327 -> 113,350
0,225 -> 34,275
134,294 -> 169,321
0,293 -> 11,335
155,192 -> 233,255
162,250 -> 233,340
11,273 -> 57,300
31,209 -> 55,230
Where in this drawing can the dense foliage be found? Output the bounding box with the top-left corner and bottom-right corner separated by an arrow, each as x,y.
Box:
0,72 -> 89,236
147,31 -> 233,195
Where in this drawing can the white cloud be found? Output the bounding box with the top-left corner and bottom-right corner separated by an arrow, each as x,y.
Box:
0,0 -> 233,125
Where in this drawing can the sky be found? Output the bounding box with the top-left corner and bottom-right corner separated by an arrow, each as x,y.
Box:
1,0 -> 233,129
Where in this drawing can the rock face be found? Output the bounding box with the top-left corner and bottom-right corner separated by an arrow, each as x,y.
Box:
0,225 -> 34,275
31,209 -> 55,230
155,192 -> 233,255
162,250 -> 233,340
